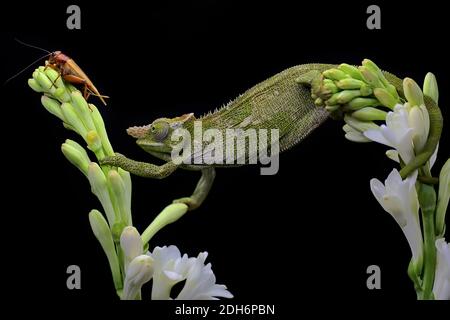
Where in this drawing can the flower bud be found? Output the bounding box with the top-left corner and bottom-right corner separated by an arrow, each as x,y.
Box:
373,88 -> 398,109
60,102 -> 88,138
41,96 -> 64,121
436,158 -> 450,236
61,143 -> 90,176
352,107 -> 387,121
423,72 -> 439,104
141,203 -> 188,245
122,255 -> 154,300
346,97 -> 379,110
86,130 -> 102,153
403,78 -> 424,107
120,226 -> 143,261
28,78 -> 44,93
338,63 -> 365,81
336,78 -> 365,90
323,68 -> 349,81
359,66 -> 384,88
88,162 -> 117,226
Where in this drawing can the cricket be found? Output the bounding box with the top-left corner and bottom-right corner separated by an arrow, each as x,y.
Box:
7,39 -> 108,105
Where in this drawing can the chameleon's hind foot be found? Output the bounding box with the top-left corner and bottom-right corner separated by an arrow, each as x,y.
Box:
173,197 -> 199,211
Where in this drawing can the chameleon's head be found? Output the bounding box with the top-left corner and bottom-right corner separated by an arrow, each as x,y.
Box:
127,113 -> 195,155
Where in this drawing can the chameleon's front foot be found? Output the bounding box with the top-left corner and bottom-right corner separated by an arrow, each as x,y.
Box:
100,153 -> 178,179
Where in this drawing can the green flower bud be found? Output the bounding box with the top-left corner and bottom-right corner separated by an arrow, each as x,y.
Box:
86,130 -> 102,153
71,91 -> 96,131
403,77 -> 424,107
360,84 -> 373,96
373,88 -> 398,109
323,68 -> 349,81
335,90 -> 361,104
89,104 -> 114,157
60,102 -> 88,138
338,63 -> 365,81
87,162 -> 117,226
436,157 -> 450,236
362,59 -> 389,87
352,107 -> 387,121
108,169 -> 132,226
385,83 -> 400,101
336,78 -> 365,90
423,72 -> 439,104
325,105 -> 340,112
41,96 -> 64,121
65,139 -> 91,162
88,209 -> 122,292
44,67 -> 64,88
141,203 -> 189,245
62,123 -> 76,132
54,87 -> 71,102
359,66 -> 384,88
118,168 -> 132,217
28,78 -> 44,92
61,143 -> 90,176
344,114 -> 379,132
344,97 -> 380,111
35,70 -> 54,92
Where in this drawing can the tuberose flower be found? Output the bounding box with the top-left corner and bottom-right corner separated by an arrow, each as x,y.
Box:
364,104 -> 415,164
364,101 -> 432,167
433,238 -> 450,300
370,169 -> 423,268
149,245 -> 233,300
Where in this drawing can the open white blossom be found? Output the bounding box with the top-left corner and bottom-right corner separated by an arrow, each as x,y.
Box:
364,103 -> 431,165
433,238 -> 450,300
149,245 -> 233,300
370,169 -> 423,268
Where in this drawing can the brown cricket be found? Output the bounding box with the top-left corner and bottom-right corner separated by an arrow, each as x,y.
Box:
8,39 -> 108,105
45,51 -> 108,105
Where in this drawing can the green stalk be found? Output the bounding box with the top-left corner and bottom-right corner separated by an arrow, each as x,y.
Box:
418,183 -> 437,300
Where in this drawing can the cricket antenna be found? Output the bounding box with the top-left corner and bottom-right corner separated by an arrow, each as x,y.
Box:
14,38 -> 52,54
4,52 -> 52,85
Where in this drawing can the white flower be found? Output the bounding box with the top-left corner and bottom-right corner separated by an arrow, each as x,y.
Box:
122,255 -> 154,300
370,169 -> 423,267
364,104 -> 415,164
433,238 -> 450,300
408,105 -> 430,154
149,245 -> 233,300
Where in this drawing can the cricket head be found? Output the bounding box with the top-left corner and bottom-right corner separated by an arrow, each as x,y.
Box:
127,113 -> 195,155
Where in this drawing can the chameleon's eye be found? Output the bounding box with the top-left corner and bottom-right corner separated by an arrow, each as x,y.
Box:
151,122 -> 169,141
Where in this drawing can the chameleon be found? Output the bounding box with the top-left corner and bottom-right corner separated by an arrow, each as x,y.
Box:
100,63 -> 442,210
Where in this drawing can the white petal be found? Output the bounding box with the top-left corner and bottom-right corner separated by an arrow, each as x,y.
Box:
364,127 -> 393,147
386,150 -> 400,163
370,178 -> 386,203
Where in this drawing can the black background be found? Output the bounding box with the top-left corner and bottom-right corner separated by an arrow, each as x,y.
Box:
1,0 -> 449,312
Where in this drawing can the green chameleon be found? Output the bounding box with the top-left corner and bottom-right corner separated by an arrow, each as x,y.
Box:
101,63 -> 442,210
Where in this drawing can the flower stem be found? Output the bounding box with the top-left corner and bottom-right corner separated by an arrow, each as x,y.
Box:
418,183 -> 437,300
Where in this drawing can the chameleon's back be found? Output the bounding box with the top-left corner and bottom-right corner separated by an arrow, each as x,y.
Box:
199,63 -> 333,153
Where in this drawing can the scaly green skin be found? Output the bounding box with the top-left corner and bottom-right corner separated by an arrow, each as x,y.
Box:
101,63 -> 443,209
101,64 -> 333,209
